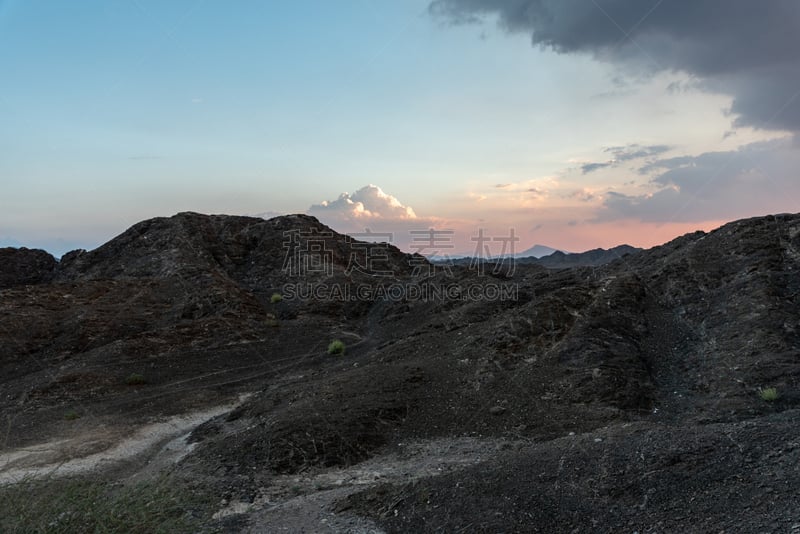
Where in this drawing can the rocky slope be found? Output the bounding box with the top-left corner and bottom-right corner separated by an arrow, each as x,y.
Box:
1,211 -> 799,532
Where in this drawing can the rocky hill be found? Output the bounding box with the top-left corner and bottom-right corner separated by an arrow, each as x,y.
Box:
1,211 -> 798,532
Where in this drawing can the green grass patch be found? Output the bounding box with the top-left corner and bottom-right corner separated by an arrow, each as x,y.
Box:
126,373 -> 147,386
270,293 -> 283,304
265,312 -> 280,327
327,339 -> 346,355
0,475 -> 213,533
759,387 -> 779,402
64,410 -> 80,421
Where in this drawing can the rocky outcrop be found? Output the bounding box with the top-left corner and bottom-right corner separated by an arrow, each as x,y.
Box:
0,247 -> 57,289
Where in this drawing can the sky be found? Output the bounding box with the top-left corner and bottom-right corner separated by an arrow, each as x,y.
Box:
1,0 -> 799,257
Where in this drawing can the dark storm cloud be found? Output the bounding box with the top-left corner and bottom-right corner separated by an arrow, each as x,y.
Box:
597,139 -> 800,222
638,155 -> 695,175
430,0 -> 800,132
581,161 -> 612,174
582,144 -> 671,173
607,144 -> 670,161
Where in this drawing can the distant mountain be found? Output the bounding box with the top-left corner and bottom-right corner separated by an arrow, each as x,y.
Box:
515,244 -> 563,258
438,244 -> 641,268
517,244 -> 642,268
428,245 -> 563,262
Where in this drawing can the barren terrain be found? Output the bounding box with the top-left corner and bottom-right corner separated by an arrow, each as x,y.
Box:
1,211 -> 799,532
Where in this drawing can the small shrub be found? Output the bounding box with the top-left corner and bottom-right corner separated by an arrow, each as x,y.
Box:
125,373 -> 146,386
759,387 -> 779,402
270,293 -> 283,304
64,410 -> 80,421
327,339 -> 345,355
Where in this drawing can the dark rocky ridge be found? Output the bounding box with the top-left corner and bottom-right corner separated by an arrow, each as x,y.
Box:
0,247 -> 57,289
1,211 -> 799,532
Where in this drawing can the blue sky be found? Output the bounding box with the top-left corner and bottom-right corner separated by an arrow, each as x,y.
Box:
2,1 -> 799,256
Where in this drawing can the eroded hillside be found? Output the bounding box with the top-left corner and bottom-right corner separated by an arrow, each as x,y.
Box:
1,212 -> 798,532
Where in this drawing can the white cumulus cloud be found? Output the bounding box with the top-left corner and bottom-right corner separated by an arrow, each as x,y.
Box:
309,184 -> 417,220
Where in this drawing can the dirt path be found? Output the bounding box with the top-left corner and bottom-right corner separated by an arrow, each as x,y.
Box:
1,393 -> 519,531
212,437 -> 523,533
0,394 -> 251,484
